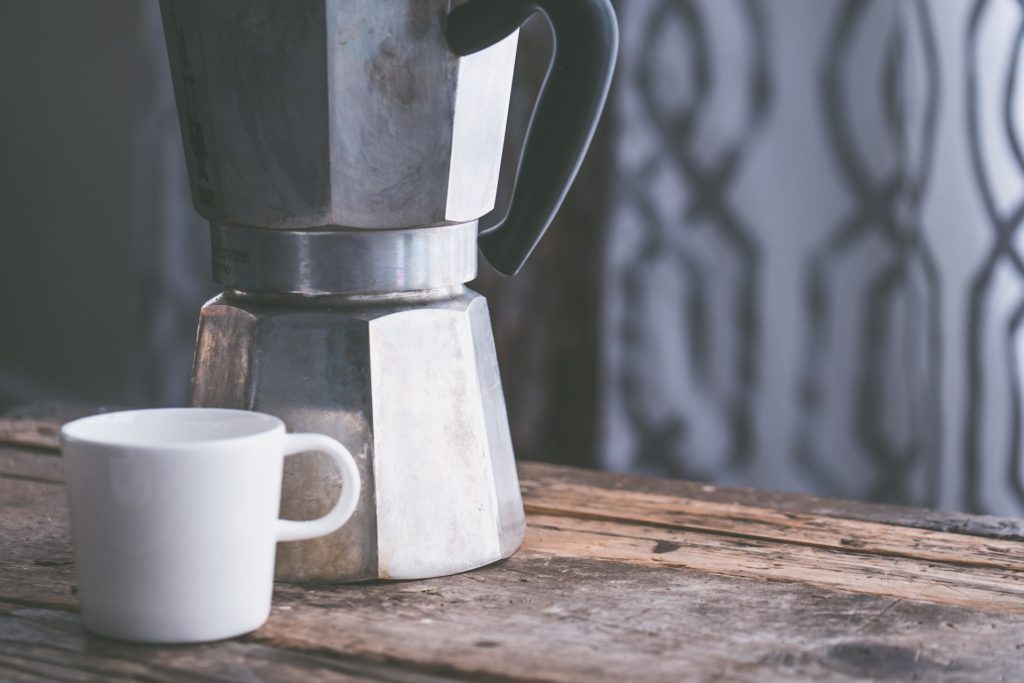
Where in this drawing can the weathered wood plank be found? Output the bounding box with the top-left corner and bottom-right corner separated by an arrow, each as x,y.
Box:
6,409 -> 1024,541
13,443 -> 1017,596
0,419 -> 61,452
3,557 -> 1024,683
0,478 -> 76,611
0,402 -> 107,452
524,515 -> 1024,613
521,462 -> 1024,541
258,555 -> 1024,683
17,441 -> 1019,611
6,449 -> 1024,617
523,480 -> 1024,572
3,456 -> 1024,682
0,602 -> 458,683
0,447 -> 62,486
4,418 -> 1024,681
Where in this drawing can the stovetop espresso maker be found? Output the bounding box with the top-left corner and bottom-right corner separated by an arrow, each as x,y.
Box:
159,0 -> 617,582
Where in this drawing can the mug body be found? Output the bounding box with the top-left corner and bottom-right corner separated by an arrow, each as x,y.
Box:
62,409 -> 286,643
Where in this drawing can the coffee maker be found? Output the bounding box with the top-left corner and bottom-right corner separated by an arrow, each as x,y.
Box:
160,0 -> 617,582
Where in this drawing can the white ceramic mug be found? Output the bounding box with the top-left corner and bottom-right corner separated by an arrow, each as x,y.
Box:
60,408 -> 361,643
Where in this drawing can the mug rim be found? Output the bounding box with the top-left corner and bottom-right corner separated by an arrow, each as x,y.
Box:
61,408 -> 285,451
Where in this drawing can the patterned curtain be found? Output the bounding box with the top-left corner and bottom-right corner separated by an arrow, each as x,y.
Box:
597,0 -> 1024,515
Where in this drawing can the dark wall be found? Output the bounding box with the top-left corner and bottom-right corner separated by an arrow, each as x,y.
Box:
0,2 -> 142,408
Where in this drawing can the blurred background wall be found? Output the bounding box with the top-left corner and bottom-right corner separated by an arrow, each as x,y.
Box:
0,1 -> 213,409
3,0 -> 1024,516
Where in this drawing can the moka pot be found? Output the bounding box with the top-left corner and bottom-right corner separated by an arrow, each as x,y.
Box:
160,0 -> 617,581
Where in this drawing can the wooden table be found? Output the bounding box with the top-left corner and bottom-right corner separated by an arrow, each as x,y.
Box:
2,408 -> 1024,682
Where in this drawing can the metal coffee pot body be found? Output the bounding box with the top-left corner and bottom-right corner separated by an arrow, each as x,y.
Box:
161,0 -> 617,581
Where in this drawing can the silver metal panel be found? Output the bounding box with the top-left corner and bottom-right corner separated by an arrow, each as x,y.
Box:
446,32 -> 519,223
253,311 -> 379,582
209,222 -> 478,295
189,300 -> 257,407
161,0 -> 518,231
466,296 -> 526,557
325,0 -> 453,228
189,289 -> 524,582
369,303 -> 503,579
161,0 -> 331,227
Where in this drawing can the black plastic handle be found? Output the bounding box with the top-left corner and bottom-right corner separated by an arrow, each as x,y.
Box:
446,0 -> 618,276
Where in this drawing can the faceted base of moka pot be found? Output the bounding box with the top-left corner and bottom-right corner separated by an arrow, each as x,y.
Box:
190,286 -> 526,582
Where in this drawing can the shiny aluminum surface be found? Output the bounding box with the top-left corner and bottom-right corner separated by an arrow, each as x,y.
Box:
210,222 -> 479,295
163,0 -> 529,583
190,289 -> 526,582
160,0 -> 517,230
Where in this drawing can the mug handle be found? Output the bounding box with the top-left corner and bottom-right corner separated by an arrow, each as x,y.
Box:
276,434 -> 361,542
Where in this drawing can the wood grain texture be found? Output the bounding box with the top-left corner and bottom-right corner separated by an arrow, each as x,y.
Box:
2,413 -> 1024,681
519,462 -> 1024,542
0,601 -> 454,683
0,402 -> 119,453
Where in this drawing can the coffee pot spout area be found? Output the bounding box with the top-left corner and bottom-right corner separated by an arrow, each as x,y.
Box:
190,289 -> 526,582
